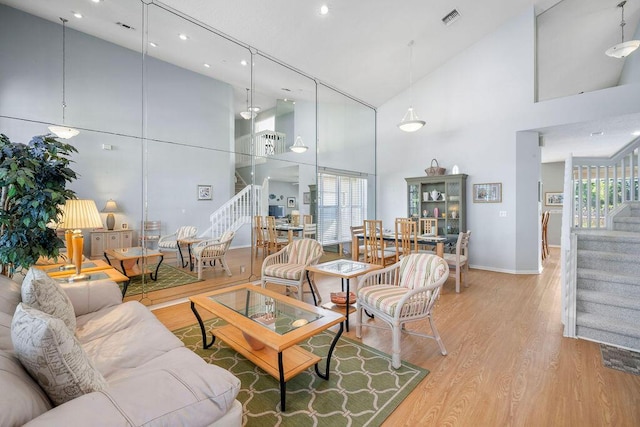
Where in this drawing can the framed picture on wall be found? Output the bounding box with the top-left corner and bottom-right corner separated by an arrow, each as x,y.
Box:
545,192 -> 563,206
287,197 -> 296,208
473,183 -> 502,203
197,185 -> 212,200
303,192 -> 310,204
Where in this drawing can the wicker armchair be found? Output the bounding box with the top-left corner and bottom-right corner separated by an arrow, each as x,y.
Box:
191,231 -> 235,279
356,253 -> 449,368
261,238 -> 323,304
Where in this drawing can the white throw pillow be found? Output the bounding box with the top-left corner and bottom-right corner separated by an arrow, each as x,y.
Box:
11,303 -> 107,406
21,267 -> 76,331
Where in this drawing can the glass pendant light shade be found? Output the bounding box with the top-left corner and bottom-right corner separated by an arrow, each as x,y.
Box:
605,1 -> 640,58
290,135 -> 308,153
606,40 -> 640,58
48,125 -> 80,139
398,107 -> 425,132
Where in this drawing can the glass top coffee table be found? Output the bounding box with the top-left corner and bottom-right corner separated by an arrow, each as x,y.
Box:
104,247 -> 163,282
190,283 -> 345,411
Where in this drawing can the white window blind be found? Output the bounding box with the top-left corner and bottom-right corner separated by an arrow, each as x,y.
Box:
318,172 -> 367,245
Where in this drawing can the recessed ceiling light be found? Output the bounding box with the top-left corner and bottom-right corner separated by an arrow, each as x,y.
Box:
633,131 -> 640,136
240,59 -> 248,66
320,5 -> 329,15
203,63 -> 210,68
590,131 -> 604,137
178,33 -> 188,41
149,42 -> 158,47
73,12 -> 83,18
91,0 -> 102,3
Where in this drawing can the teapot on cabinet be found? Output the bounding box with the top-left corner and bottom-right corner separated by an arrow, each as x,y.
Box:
430,190 -> 441,201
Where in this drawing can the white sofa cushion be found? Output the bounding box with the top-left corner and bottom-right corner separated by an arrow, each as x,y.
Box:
0,350 -> 52,426
76,301 -> 184,378
0,275 -> 21,316
11,303 -> 107,406
21,268 -> 76,332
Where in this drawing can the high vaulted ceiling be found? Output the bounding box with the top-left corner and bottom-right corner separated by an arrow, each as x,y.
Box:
2,0 -> 639,162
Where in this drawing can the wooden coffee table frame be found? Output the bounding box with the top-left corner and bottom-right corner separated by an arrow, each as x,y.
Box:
190,284 -> 345,411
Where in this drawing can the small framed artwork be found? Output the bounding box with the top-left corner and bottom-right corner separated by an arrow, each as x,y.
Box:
473,183 -> 502,203
197,185 -> 212,201
287,197 -> 296,208
303,192 -> 311,204
545,192 -> 563,206
121,223 -> 128,230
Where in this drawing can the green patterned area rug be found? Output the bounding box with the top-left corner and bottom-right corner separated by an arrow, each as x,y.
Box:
123,264 -> 200,296
174,318 -> 429,426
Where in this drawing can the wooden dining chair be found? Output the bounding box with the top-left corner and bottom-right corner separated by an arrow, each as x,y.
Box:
442,230 -> 471,293
254,216 -> 268,258
541,211 -> 550,261
363,219 -> 396,267
394,218 -> 418,262
266,216 -> 288,255
350,225 -> 366,261
419,218 -> 439,252
303,214 -> 313,225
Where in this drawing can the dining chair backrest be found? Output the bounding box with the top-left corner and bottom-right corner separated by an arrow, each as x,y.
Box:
455,230 -> 471,259
291,214 -> 300,226
303,223 -> 317,239
254,216 -> 265,246
394,218 -> 418,262
303,214 -> 313,225
420,218 -> 438,236
363,219 -> 393,266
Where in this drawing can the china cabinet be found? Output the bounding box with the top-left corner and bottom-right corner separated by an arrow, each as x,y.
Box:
405,174 -> 468,238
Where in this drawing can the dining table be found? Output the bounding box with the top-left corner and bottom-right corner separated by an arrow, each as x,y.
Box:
351,232 -> 448,260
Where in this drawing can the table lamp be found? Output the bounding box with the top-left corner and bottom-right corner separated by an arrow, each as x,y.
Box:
59,199 -> 103,281
101,199 -> 120,230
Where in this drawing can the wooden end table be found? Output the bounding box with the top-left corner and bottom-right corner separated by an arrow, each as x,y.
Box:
104,247 -> 164,282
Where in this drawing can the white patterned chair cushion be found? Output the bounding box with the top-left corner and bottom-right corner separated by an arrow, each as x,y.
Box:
358,285 -> 417,317
398,253 -> 449,290
286,238 -> 323,265
158,226 -> 198,249
21,268 -> 76,332
263,263 -> 305,280
11,303 -> 108,406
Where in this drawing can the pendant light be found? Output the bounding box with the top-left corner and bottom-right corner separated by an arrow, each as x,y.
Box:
49,18 -> 80,139
239,88 -> 256,120
289,135 -> 308,153
605,1 -> 640,58
398,40 -> 425,132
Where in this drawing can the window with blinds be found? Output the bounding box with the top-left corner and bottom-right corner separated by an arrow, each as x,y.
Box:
317,172 -> 368,245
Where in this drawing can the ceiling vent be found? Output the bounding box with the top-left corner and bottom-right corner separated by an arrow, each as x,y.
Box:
442,9 -> 461,26
116,22 -> 135,30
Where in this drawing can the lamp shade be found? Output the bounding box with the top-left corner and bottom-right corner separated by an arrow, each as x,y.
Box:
59,199 -> 103,230
101,199 -> 119,213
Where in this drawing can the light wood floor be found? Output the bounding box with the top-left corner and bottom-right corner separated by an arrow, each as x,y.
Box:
152,248 -> 640,426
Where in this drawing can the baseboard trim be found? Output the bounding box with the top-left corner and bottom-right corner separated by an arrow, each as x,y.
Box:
469,264 -> 540,275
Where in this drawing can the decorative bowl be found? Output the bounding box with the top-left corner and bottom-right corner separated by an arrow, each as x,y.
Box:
330,291 -> 356,306
242,331 -> 265,350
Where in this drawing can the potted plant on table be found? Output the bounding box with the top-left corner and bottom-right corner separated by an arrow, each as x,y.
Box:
0,134 -> 78,277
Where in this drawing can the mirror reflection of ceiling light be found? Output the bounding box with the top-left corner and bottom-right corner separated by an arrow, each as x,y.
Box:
48,17 -> 79,139
73,12 -> 83,19
320,5 -> 329,15
606,1 -> 640,58
203,63 -> 210,68
632,131 -> 640,136
290,136 -> 309,153
149,42 -> 158,47
590,131 -> 604,137
178,33 -> 188,41
240,88 -> 257,120
240,60 -> 248,66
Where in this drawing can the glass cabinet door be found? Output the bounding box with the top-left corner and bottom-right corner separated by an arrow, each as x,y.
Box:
408,183 -> 420,218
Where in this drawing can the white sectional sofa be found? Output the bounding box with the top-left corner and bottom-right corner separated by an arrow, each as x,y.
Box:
0,270 -> 241,426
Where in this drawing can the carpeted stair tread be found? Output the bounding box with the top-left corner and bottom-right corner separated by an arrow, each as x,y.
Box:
577,249 -> 639,262
578,289 -> 640,311
577,312 -> 640,340
577,268 -> 639,286
576,230 -> 640,242
613,217 -> 640,224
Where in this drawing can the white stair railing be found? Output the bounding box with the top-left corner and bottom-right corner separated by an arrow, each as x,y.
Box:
200,178 -> 269,239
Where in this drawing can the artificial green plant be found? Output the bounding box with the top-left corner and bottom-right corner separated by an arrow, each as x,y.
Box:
0,134 -> 77,276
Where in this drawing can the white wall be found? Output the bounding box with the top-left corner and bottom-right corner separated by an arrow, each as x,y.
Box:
377,6 -> 640,273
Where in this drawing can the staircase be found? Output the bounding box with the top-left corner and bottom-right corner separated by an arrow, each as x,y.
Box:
574,203 -> 640,350
562,136 -> 640,351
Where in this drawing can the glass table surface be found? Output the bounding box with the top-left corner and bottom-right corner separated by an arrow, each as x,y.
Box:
111,247 -> 162,257
207,287 -> 323,335
313,260 -> 371,274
